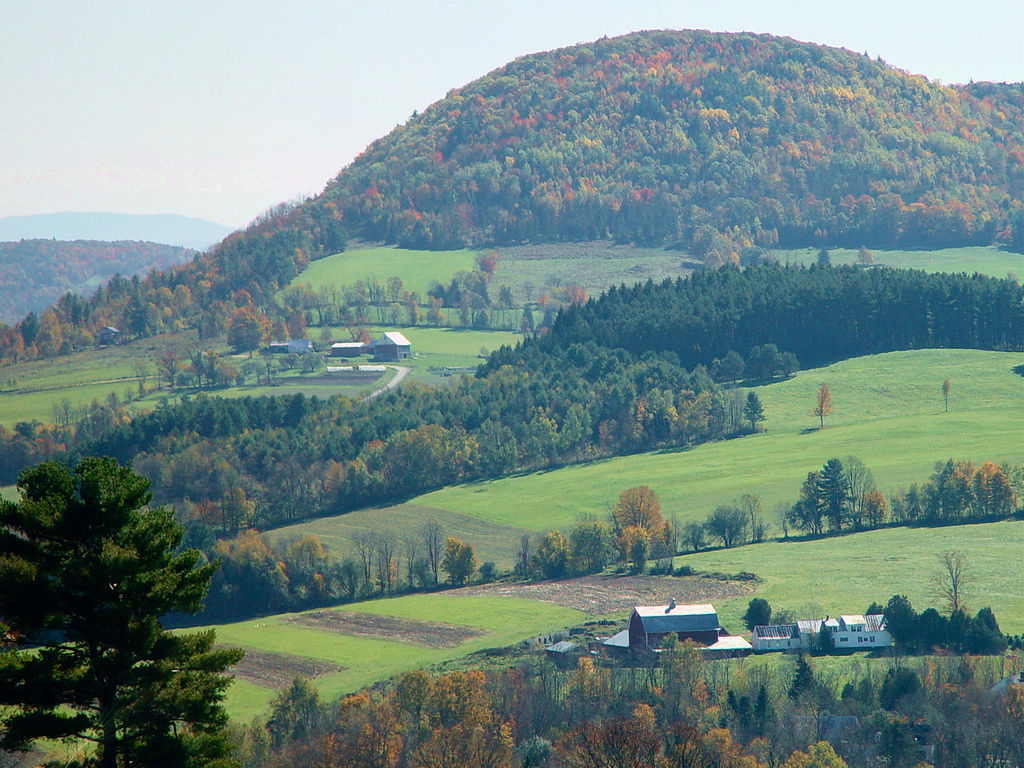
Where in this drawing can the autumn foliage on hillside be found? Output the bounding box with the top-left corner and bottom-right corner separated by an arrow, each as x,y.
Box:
324,30 -> 1024,253
0,239 -> 194,324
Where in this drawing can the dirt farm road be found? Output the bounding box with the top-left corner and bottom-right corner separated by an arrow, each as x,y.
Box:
364,365 -> 410,401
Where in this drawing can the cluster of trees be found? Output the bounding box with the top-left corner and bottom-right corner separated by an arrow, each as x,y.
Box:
890,459 -> 1021,523
784,457 -> 1021,538
323,30 -> 1024,253
525,487 -> 677,579
682,494 -> 770,551
194,522 -> 486,622
235,640 -> 1024,768
882,594 -> 1009,656
533,264 -> 1024,374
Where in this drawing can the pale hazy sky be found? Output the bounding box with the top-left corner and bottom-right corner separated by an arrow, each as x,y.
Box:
3,0 -> 1022,228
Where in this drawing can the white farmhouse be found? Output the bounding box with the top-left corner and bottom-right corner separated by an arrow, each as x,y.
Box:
752,614 -> 890,652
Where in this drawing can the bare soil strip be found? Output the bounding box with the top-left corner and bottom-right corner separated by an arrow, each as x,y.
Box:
287,610 -> 486,649
458,574 -> 756,615
226,647 -> 344,690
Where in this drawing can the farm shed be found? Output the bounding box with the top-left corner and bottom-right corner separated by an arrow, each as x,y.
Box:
330,341 -> 368,357
627,602 -> 723,651
702,635 -> 753,658
94,326 -> 122,345
268,339 -> 314,354
369,331 -> 411,361
545,640 -> 583,667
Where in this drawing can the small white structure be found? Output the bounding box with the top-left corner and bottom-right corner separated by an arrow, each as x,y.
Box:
268,339 -> 313,354
752,614 -> 890,652
702,635 -> 753,658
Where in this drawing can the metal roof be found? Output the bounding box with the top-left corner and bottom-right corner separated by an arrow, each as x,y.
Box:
633,603 -> 720,634
797,619 -> 824,634
373,331 -> 411,346
839,614 -> 866,628
864,614 -> 886,632
753,624 -> 799,639
602,629 -> 630,648
704,636 -> 753,650
546,640 -> 580,653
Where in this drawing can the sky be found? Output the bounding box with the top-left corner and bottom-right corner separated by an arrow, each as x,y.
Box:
3,0 -> 1022,229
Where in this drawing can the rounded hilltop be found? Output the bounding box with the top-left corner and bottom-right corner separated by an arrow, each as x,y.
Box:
313,29 -> 1023,253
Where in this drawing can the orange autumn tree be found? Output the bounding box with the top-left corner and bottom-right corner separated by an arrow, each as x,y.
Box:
612,486 -> 675,566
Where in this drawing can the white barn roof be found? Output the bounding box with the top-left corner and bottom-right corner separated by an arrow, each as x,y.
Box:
373,331 -> 411,346
704,636 -> 753,651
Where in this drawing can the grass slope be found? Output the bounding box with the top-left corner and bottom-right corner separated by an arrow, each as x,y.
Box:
209,594 -> 586,720
775,246 -> 1021,279
293,246 -> 478,297
677,520 -> 1024,638
294,242 -> 694,309
411,350 -> 1022,533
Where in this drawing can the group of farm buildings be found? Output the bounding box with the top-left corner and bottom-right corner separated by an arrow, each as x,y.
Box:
591,602 -> 891,658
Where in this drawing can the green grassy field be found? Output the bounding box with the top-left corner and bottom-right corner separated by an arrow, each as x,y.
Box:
208,594 -> 587,721
291,243 -> 691,306
678,520 -> 1024,638
293,246 -> 478,297
775,245 -> 1021,278
408,350 -> 1022,534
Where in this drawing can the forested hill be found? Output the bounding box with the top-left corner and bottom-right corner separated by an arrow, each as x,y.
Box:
321,30 -> 1024,254
0,239 -> 195,324
2,30 -> 1022,366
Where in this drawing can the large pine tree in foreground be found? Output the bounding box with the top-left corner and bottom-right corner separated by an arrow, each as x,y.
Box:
0,457 -> 242,768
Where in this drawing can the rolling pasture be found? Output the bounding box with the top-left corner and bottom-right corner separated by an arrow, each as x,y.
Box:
207,594 -> 586,721
292,242 -> 691,306
293,245 -> 478,297
405,349 -> 1022,534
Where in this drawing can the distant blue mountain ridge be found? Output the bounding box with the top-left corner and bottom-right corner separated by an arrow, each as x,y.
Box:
0,212 -> 234,251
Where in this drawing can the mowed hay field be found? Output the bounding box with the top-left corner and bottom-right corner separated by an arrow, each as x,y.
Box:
775,245 -> 1021,278
291,242 -> 693,306
206,594 -> 587,721
677,520 -> 1024,639
409,349 -> 1023,532
292,246 -> 479,297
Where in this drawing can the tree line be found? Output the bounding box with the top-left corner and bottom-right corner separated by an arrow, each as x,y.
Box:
234,636 -> 1023,768
528,263 -> 1024,374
